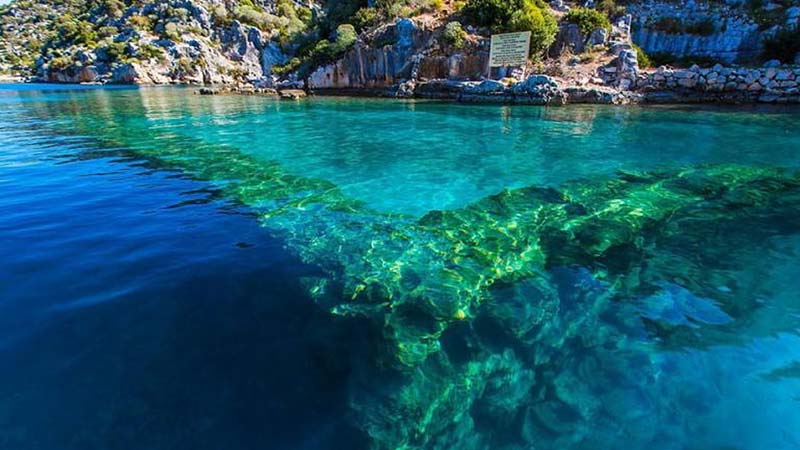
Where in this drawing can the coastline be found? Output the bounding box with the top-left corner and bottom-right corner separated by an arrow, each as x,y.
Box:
6,72 -> 800,107
0,75 -> 24,83
192,71 -> 800,106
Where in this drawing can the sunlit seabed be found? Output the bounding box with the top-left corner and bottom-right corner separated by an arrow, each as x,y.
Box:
1,84 -> 800,450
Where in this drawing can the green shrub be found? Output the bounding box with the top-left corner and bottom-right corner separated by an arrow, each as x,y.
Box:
443,21 -> 468,48
324,0 -> 364,33
48,55 -> 73,71
633,43 -> 651,67
331,23 -> 357,53
463,0 -> 515,30
211,5 -> 231,27
98,25 -> 118,38
128,15 -> 153,31
304,23 -> 357,65
596,0 -> 626,19
171,7 -> 190,22
352,7 -> 379,32
234,4 -> 285,31
54,14 -> 97,46
463,0 -> 557,58
277,0 -> 311,36
177,56 -> 194,74
272,56 -> 301,75
164,22 -> 181,40
100,0 -> 125,18
508,0 -> 557,56
761,25 -> 800,63
138,43 -> 164,60
563,7 -> 611,36
103,41 -> 129,61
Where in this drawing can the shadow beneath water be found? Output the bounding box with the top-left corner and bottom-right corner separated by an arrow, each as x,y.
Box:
0,261 -> 370,450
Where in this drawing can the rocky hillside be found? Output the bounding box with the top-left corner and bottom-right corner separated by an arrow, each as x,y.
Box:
0,0 -> 797,86
0,0 -> 310,83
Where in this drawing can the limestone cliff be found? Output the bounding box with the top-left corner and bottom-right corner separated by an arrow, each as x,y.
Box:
307,18 -> 489,90
629,0 -> 799,64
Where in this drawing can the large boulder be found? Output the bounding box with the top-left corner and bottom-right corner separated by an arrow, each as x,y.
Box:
512,75 -> 566,104
588,28 -> 608,46
463,79 -> 506,94
549,23 -> 585,57
512,74 -> 559,94
111,63 -> 139,83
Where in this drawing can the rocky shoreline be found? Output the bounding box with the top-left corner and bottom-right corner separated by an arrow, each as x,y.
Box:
192,65 -> 800,106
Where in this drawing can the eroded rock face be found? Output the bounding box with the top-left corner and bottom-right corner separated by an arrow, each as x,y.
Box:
218,21 -> 266,79
550,23 -> 586,57
308,19 -> 489,90
630,0 -> 763,63
261,41 -> 288,77
308,20 -> 426,89
588,28 -> 609,46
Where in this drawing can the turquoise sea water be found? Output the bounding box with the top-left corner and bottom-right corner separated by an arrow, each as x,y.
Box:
1,84 -> 800,449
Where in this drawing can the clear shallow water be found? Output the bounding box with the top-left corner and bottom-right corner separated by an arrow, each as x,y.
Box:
1,84 -> 800,450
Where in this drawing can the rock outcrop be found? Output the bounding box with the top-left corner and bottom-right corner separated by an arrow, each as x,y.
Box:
308,19 -> 489,90
1,0 -> 290,84
629,0 -> 764,63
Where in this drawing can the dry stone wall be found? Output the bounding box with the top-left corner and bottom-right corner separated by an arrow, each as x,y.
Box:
640,64 -> 800,103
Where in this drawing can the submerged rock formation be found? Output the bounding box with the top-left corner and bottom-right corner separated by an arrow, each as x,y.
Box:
41,99 -> 800,447
24,89 -> 800,448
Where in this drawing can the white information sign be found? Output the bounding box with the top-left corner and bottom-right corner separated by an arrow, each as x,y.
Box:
489,31 -> 531,67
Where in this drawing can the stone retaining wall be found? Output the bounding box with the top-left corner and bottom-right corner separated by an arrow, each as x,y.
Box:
640,64 -> 800,103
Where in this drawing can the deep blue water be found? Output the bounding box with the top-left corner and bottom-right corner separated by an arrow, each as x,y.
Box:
1,84 -> 800,450
0,85 -> 368,450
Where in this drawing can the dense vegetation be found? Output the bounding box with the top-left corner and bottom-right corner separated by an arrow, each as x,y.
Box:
442,21 -> 467,48
633,43 -> 652,67
462,0 -> 558,57
563,7 -> 611,36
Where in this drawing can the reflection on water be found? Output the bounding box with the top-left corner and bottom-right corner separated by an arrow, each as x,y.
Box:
1,85 -> 800,450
